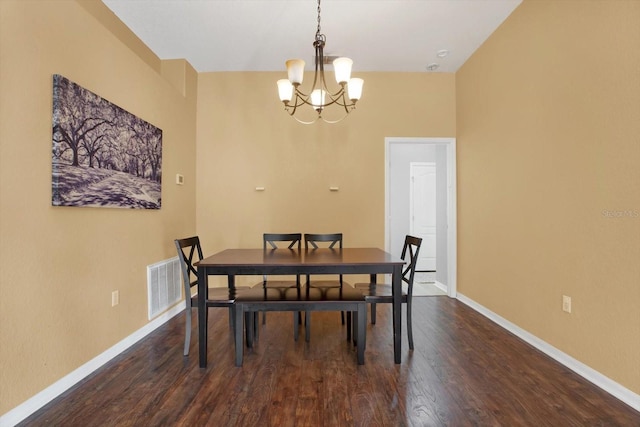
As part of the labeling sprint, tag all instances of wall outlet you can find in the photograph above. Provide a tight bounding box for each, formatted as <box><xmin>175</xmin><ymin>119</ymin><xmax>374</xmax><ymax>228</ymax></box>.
<box><xmin>562</xmin><ymin>295</ymin><xmax>571</xmax><ymax>313</ymax></box>
<box><xmin>112</xmin><ymin>290</ymin><xmax>119</xmax><ymax>307</ymax></box>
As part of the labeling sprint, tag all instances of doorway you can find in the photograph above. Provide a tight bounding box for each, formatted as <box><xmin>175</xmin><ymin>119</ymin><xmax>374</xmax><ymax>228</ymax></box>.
<box><xmin>385</xmin><ymin>137</ymin><xmax>457</xmax><ymax>297</ymax></box>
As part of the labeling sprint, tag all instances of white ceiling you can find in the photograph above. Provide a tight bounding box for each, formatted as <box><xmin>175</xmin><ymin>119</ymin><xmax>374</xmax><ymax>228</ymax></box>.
<box><xmin>101</xmin><ymin>0</ymin><xmax>522</xmax><ymax>73</ymax></box>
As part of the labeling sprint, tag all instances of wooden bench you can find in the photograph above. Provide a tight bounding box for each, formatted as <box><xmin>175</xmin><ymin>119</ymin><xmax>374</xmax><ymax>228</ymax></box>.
<box><xmin>234</xmin><ymin>286</ymin><xmax>367</xmax><ymax>366</ymax></box>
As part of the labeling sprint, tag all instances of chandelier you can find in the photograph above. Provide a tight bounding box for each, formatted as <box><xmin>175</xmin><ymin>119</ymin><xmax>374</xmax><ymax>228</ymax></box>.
<box><xmin>276</xmin><ymin>0</ymin><xmax>364</xmax><ymax>124</ymax></box>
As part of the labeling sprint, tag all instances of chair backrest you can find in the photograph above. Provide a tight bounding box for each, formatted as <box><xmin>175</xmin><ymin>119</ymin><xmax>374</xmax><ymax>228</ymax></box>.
<box><xmin>304</xmin><ymin>233</ymin><xmax>343</xmax><ymax>250</ymax></box>
<box><xmin>263</xmin><ymin>233</ymin><xmax>302</xmax><ymax>250</ymax></box>
<box><xmin>401</xmin><ymin>235</ymin><xmax>422</xmax><ymax>294</ymax></box>
<box><xmin>262</xmin><ymin>233</ymin><xmax>302</xmax><ymax>285</ymax></box>
<box><xmin>174</xmin><ymin>236</ymin><xmax>203</xmax><ymax>306</ymax></box>
<box><xmin>304</xmin><ymin>233</ymin><xmax>344</xmax><ymax>285</ymax></box>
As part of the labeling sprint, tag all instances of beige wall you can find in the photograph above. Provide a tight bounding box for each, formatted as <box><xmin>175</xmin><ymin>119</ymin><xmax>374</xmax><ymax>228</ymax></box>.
<box><xmin>0</xmin><ymin>0</ymin><xmax>197</xmax><ymax>413</ymax></box>
<box><xmin>2</xmin><ymin>0</ymin><xmax>638</xmax><ymax>419</ymax></box>
<box><xmin>195</xmin><ymin>72</ymin><xmax>456</xmax><ymax>287</ymax></box>
<box><xmin>456</xmin><ymin>0</ymin><xmax>640</xmax><ymax>394</ymax></box>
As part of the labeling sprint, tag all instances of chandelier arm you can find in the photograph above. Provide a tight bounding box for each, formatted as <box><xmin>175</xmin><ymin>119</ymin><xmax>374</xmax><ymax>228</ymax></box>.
<box><xmin>292</xmin><ymin>114</ymin><xmax>320</xmax><ymax>125</ymax></box>
<box><xmin>301</xmin><ymin>77</ymin><xmax>353</xmax><ymax>109</ymax></box>
<box><xmin>289</xmin><ymin>90</ymin><xmax>335</xmax><ymax>124</ymax></box>
<box><xmin>293</xmin><ymin>82</ymin><xmax>357</xmax><ymax>110</ymax></box>
<box><xmin>321</xmin><ymin>85</ymin><xmax>346</xmax><ymax>99</ymax></box>
<box><xmin>338</xmin><ymin>91</ymin><xmax>351</xmax><ymax>114</ymax></box>
<box><xmin>307</xmin><ymin>33</ymin><xmax>326</xmax><ymax>98</ymax></box>
<box><xmin>319</xmin><ymin>77</ymin><xmax>346</xmax><ymax>99</ymax></box>
<box><xmin>321</xmin><ymin>85</ymin><xmax>355</xmax><ymax>109</ymax></box>
<box><xmin>292</xmin><ymin>86</ymin><xmax>310</xmax><ymax>98</ymax></box>
<box><xmin>289</xmin><ymin>90</ymin><xmax>356</xmax><ymax>111</ymax></box>
<box><xmin>321</xmin><ymin>114</ymin><xmax>349</xmax><ymax>124</ymax></box>
<box><xmin>317</xmin><ymin>36</ymin><xmax>325</xmax><ymax>79</ymax></box>
<box><xmin>291</xmin><ymin>91</ymin><xmax>319</xmax><ymax>108</ymax></box>
<box><xmin>284</xmin><ymin>98</ymin><xmax>321</xmax><ymax>124</ymax></box>
<box><xmin>283</xmin><ymin>101</ymin><xmax>299</xmax><ymax>117</ymax></box>
<box><xmin>317</xmin><ymin>93</ymin><xmax>356</xmax><ymax>110</ymax></box>
<box><xmin>284</xmin><ymin>92</ymin><xmax>317</xmax><ymax>116</ymax></box>
<box><xmin>308</xmin><ymin>44</ymin><xmax>321</xmax><ymax>91</ymax></box>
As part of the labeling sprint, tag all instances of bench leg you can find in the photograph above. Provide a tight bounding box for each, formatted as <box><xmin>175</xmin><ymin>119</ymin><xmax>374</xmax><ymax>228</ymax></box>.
<box><xmin>356</xmin><ymin>305</ymin><xmax>366</xmax><ymax>364</ymax></box>
<box><xmin>371</xmin><ymin>302</ymin><xmax>377</xmax><ymax>324</ymax></box>
<box><xmin>235</xmin><ymin>304</ymin><xmax>244</xmax><ymax>367</ymax></box>
<box><xmin>245</xmin><ymin>311</ymin><xmax>254</xmax><ymax>348</ymax></box>
<box><xmin>254</xmin><ymin>311</ymin><xmax>259</xmax><ymax>341</ymax></box>
<box><xmin>352</xmin><ymin>311</ymin><xmax>357</xmax><ymax>346</ymax></box>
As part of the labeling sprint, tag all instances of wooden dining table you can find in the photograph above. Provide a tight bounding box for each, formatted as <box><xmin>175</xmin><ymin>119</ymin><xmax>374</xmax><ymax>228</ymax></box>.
<box><xmin>195</xmin><ymin>247</ymin><xmax>405</xmax><ymax>368</ymax></box>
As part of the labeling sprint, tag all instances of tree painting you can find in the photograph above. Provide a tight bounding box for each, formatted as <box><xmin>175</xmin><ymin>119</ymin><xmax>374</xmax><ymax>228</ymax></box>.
<box><xmin>52</xmin><ymin>74</ymin><xmax>162</xmax><ymax>209</ymax></box>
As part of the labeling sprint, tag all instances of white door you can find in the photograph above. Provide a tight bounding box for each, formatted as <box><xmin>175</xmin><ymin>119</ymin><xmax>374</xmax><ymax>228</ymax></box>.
<box><xmin>410</xmin><ymin>162</ymin><xmax>436</xmax><ymax>271</ymax></box>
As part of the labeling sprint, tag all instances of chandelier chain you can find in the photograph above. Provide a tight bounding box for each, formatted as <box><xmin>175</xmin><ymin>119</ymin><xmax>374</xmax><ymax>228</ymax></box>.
<box><xmin>316</xmin><ymin>0</ymin><xmax>321</xmax><ymax>37</ymax></box>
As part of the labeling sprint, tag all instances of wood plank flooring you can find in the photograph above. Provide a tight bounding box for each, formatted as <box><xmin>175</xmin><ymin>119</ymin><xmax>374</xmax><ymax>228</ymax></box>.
<box><xmin>18</xmin><ymin>297</ymin><xmax>640</xmax><ymax>426</ymax></box>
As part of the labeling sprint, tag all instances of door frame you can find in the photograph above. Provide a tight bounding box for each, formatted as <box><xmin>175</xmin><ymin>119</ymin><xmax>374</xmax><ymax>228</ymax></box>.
<box><xmin>385</xmin><ymin>137</ymin><xmax>457</xmax><ymax>298</ymax></box>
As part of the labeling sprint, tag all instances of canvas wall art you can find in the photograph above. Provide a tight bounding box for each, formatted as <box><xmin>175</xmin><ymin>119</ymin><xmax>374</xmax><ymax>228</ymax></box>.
<box><xmin>51</xmin><ymin>74</ymin><xmax>162</xmax><ymax>209</ymax></box>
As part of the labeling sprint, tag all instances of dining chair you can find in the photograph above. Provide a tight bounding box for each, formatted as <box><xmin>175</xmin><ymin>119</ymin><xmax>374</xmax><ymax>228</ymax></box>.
<box><xmin>175</xmin><ymin>236</ymin><xmax>244</xmax><ymax>356</ymax></box>
<box><xmin>304</xmin><ymin>233</ymin><xmax>351</xmax><ymax>336</ymax></box>
<box><xmin>304</xmin><ymin>233</ymin><xmax>348</xmax><ymax>290</ymax></box>
<box><xmin>354</xmin><ymin>235</ymin><xmax>422</xmax><ymax>350</ymax></box>
<box><xmin>252</xmin><ymin>233</ymin><xmax>303</xmax><ymax>333</ymax></box>
<box><xmin>255</xmin><ymin>233</ymin><xmax>302</xmax><ymax>293</ymax></box>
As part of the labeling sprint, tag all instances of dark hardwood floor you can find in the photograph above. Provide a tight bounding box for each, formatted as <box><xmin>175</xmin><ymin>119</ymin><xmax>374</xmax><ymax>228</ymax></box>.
<box><xmin>19</xmin><ymin>297</ymin><xmax>639</xmax><ymax>426</ymax></box>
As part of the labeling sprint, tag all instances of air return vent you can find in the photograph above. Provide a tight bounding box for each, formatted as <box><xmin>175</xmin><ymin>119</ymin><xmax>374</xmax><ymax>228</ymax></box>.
<box><xmin>147</xmin><ymin>256</ymin><xmax>182</xmax><ymax>320</ymax></box>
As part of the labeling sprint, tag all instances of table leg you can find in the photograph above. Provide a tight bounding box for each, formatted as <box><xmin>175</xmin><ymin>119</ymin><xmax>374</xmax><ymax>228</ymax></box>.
<box><xmin>235</xmin><ymin>303</ymin><xmax>244</xmax><ymax>367</ymax></box>
<box><xmin>370</xmin><ymin>273</ymin><xmax>377</xmax><ymax>324</ymax></box>
<box><xmin>228</xmin><ymin>275</ymin><xmax>235</xmax><ymax>327</ymax></box>
<box><xmin>197</xmin><ymin>267</ymin><xmax>208</xmax><ymax>368</ymax></box>
<box><xmin>392</xmin><ymin>264</ymin><xmax>402</xmax><ymax>364</ymax></box>
<box><xmin>293</xmin><ymin>312</ymin><xmax>299</xmax><ymax>341</ymax></box>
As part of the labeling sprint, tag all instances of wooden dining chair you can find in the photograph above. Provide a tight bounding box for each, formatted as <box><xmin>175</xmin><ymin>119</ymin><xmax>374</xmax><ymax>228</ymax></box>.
<box><xmin>354</xmin><ymin>235</ymin><xmax>422</xmax><ymax>349</ymax></box>
<box><xmin>255</xmin><ymin>233</ymin><xmax>302</xmax><ymax>292</ymax></box>
<box><xmin>252</xmin><ymin>233</ymin><xmax>303</xmax><ymax>333</ymax></box>
<box><xmin>304</xmin><ymin>233</ymin><xmax>348</xmax><ymax>290</ymax></box>
<box><xmin>175</xmin><ymin>236</ymin><xmax>244</xmax><ymax>356</ymax></box>
<box><xmin>304</xmin><ymin>233</ymin><xmax>351</xmax><ymax>337</ymax></box>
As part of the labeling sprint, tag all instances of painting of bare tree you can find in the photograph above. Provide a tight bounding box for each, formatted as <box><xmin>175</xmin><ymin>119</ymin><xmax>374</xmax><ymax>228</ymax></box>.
<box><xmin>52</xmin><ymin>74</ymin><xmax>162</xmax><ymax>209</ymax></box>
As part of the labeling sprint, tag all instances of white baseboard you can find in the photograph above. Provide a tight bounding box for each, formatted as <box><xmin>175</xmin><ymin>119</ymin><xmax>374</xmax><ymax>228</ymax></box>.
<box><xmin>0</xmin><ymin>304</ymin><xmax>185</xmax><ymax>427</ymax></box>
<box><xmin>433</xmin><ymin>281</ymin><xmax>447</xmax><ymax>294</ymax></box>
<box><xmin>456</xmin><ymin>293</ymin><xmax>640</xmax><ymax>412</ymax></box>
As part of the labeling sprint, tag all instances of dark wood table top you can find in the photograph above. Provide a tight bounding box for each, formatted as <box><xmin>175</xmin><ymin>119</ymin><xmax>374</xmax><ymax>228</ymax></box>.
<box><xmin>196</xmin><ymin>247</ymin><xmax>404</xmax><ymax>268</ymax></box>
